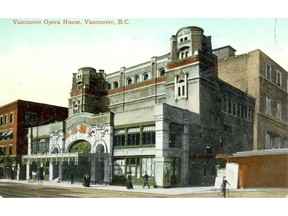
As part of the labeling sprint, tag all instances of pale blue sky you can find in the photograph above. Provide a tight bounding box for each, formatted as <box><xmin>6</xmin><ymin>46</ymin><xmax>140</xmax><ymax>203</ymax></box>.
<box><xmin>1</xmin><ymin>18</ymin><xmax>288</xmax><ymax>107</ymax></box>
<box><xmin>1</xmin><ymin>18</ymin><xmax>288</xmax><ymax>108</ymax></box>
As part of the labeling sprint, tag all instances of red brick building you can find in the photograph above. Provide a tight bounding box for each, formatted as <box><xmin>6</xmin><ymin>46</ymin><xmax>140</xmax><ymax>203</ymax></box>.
<box><xmin>0</xmin><ymin>100</ymin><xmax>68</xmax><ymax>179</ymax></box>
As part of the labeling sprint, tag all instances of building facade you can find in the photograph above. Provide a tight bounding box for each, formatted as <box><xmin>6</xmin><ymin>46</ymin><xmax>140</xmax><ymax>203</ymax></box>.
<box><xmin>0</xmin><ymin>100</ymin><xmax>68</xmax><ymax>179</ymax></box>
<box><xmin>22</xmin><ymin>26</ymin><xmax>255</xmax><ymax>187</ymax></box>
<box><xmin>215</xmin><ymin>47</ymin><xmax>288</xmax><ymax>150</ymax></box>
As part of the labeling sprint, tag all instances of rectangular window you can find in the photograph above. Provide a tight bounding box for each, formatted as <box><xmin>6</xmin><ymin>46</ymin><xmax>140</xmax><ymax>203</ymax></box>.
<box><xmin>0</xmin><ymin>116</ymin><xmax>3</xmax><ymax>125</ymax></box>
<box><xmin>266</xmin><ymin>133</ymin><xmax>273</xmax><ymax>149</ymax></box>
<box><xmin>114</xmin><ymin>129</ymin><xmax>125</xmax><ymax>147</ymax></box>
<box><xmin>266</xmin><ymin>96</ymin><xmax>271</xmax><ymax>115</ymax></box>
<box><xmin>266</xmin><ymin>64</ymin><xmax>271</xmax><ymax>80</ymax></box>
<box><xmin>113</xmin><ymin>159</ymin><xmax>125</xmax><ymax>176</ymax></box>
<box><xmin>127</xmin><ymin>127</ymin><xmax>140</xmax><ymax>146</ymax></box>
<box><xmin>169</xmin><ymin>122</ymin><xmax>183</xmax><ymax>148</ymax></box>
<box><xmin>9</xmin><ymin>113</ymin><xmax>14</xmax><ymax>124</ymax></box>
<box><xmin>276</xmin><ymin>102</ymin><xmax>282</xmax><ymax>119</ymax></box>
<box><xmin>4</xmin><ymin>115</ymin><xmax>8</xmax><ymax>125</ymax></box>
<box><xmin>141</xmin><ymin>157</ymin><xmax>154</xmax><ymax>177</ymax></box>
<box><xmin>280</xmin><ymin>137</ymin><xmax>285</xmax><ymax>149</ymax></box>
<box><xmin>142</xmin><ymin>126</ymin><xmax>155</xmax><ymax>145</ymax></box>
<box><xmin>2</xmin><ymin>146</ymin><xmax>6</xmax><ymax>155</ymax></box>
<box><xmin>9</xmin><ymin>145</ymin><xmax>12</xmax><ymax>155</ymax></box>
<box><xmin>276</xmin><ymin>70</ymin><xmax>282</xmax><ymax>86</ymax></box>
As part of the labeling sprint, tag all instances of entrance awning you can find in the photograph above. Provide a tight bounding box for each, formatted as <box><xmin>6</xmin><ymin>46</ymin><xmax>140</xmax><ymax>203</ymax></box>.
<box><xmin>22</xmin><ymin>152</ymin><xmax>109</xmax><ymax>164</ymax></box>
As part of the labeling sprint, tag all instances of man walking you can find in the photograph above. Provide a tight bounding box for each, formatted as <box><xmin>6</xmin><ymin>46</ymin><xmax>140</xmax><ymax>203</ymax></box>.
<box><xmin>143</xmin><ymin>171</ymin><xmax>150</xmax><ymax>188</ymax></box>
<box><xmin>221</xmin><ymin>176</ymin><xmax>230</xmax><ymax>198</ymax></box>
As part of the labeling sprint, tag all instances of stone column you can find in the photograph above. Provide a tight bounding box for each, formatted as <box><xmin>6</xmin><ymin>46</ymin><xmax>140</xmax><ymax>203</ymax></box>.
<box><xmin>26</xmin><ymin>163</ymin><xmax>30</xmax><ymax>180</ymax></box>
<box><xmin>49</xmin><ymin>162</ymin><xmax>53</xmax><ymax>181</ymax></box>
<box><xmin>181</xmin><ymin>119</ymin><xmax>190</xmax><ymax>186</ymax></box>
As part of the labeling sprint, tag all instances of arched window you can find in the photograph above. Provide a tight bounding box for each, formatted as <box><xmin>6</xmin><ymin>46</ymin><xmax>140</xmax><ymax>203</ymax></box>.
<box><xmin>179</xmin><ymin>47</ymin><xmax>189</xmax><ymax>59</ymax></box>
<box><xmin>126</xmin><ymin>77</ymin><xmax>132</xmax><ymax>85</ymax></box>
<box><xmin>143</xmin><ymin>72</ymin><xmax>149</xmax><ymax>81</ymax></box>
<box><xmin>107</xmin><ymin>83</ymin><xmax>111</xmax><ymax>90</ymax></box>
<box><xmin>135</xmin><ymin>74</ymin><xmax>140</xmax><ymax>83</ymax></box>
<box><xmin>113</xmin><ymin>81</ymin><xmax>119</xmax><ymax>89</ymax></box>
<box><xmin>159</xmin><ymin>68</ymin><xmax>165</xmax><ymax>76</ymax></box>
<box><xmin>96</xmin><ymin>144</ymin><xmax>105</xmax><ymax>153</ymax></box>
<box><xmin>175</xmin><ymin>73</ymin><xmax>188</xmax><ymax>100</ymax></box>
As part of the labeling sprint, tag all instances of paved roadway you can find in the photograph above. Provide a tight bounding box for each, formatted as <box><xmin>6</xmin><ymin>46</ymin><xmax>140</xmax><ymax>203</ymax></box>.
<box><xmin>1</xmin><ymin>179</ymin><xmax>288</xmax><ymax>198</ymax></box>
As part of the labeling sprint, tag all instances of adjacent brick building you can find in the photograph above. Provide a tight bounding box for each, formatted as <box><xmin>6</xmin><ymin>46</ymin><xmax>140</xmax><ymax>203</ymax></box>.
<box><xmin>0</xmin><ymin>100</ymin><xmax>68</xmax><ymax>179</ymax></box>
<box><xmin>214</xmin><ymin>46</ymin><xmax>288</xmax><ymax>150</ymax></box>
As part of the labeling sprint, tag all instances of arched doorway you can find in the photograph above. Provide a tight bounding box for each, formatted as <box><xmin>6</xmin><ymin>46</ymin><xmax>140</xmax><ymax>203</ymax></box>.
<box><xmin>62</xmin><ymin>140</ymin><xmax>92</xmax><ymax>183</ymax></box>
<box><xmin>69</xmin><ymin>140</ymin><xmax>91</xmax><ymax>153</ymax></box>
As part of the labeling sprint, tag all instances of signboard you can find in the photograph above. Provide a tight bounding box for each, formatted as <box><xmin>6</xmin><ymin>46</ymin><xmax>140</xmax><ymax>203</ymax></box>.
<box><xmin>226</xmin><ymin>163</ymin><xmax>239</xmax><ymax>189</ymax></box>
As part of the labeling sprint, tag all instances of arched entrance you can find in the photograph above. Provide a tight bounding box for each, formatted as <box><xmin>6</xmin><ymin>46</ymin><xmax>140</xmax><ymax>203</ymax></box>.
<box><xmin>69</xmin><ymin>140</ymin><xmax>91</xmax><ymax>153</ymax></box>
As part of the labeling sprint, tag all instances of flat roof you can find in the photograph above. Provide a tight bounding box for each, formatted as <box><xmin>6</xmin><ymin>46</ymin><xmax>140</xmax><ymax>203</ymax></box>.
<box><xmin>231</xmin><ymin>149</ymin><xmax>288</xmax><ymax>157</ymax></box>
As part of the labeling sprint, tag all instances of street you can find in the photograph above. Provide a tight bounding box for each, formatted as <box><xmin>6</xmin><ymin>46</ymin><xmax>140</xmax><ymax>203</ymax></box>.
<box><xmin>1</xmin><ymin>181</ymin><xmax>288</xmax><ymax>198</ymax></box>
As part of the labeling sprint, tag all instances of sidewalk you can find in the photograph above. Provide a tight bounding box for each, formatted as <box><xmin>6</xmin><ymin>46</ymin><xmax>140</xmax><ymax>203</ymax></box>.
<box><xmin>1</xmin><ymin>179</ymin><xmax>218</xmax><ymax>195</ymax></box>
<box><xmin>2</xmin><ymin>179</ymin><xmax>288</xmax><ymax>196</ymax></box>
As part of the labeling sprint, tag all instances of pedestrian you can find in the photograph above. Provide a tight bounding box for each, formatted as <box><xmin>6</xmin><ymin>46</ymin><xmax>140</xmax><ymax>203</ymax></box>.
<box><xmin>126</xmin><ymin>171</ymin><xmax>133</xmax><ymax>189</ymax></box>
<box><xmin>221</xmin><ymin>176</ymin><xmax>230</xmax><ymax>198</ymax></box>
<box><xmin>83</xmin><ymin>174</ymin><xmax>87</xmax><ymax>187</ymax></box>
<box><xmin>143</xmin><ymin>171</ymin><xmax>150</xmax><ymax>188</ymax></box>
<box><xmin>70</xmin><ymin>172</ymin><xmax>74</xmax><ymax>184</ymax></box>
<box><xmin>86</xmin><ymin>174</ymin><xmax>90</xmax><ymax>187</ymax></box>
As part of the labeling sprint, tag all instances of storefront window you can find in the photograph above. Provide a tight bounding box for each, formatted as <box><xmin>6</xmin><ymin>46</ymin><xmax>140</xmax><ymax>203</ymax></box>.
<box><xmin>113</xmin><ymin>159</ymin><xmax>125</xmax><ymax>176</ymax></box>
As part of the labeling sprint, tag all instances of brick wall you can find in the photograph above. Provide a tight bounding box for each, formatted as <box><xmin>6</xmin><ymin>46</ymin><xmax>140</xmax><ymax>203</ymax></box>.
<box><xmin>228</xmin><ymin>153</ymin><xmax>288</xmax><ymax>188</ymax></box>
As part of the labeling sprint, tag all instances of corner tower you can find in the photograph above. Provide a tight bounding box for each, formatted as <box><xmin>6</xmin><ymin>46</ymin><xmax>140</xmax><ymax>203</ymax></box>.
<box><xmin>68</xmin><ymin>67</ymin><xmax>109</xmax><ymax>116</ymax></box>
<box><xmin>168</xmin><ymin>26</ymin><xmax>217</xmax><ymax>78</ymax></box>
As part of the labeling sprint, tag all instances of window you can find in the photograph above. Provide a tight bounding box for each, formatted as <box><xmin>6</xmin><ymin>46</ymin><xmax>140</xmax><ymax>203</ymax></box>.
<box><xmin>73</xmin><ymin>100</ymin><xmax>80</xmax><ymax>114</ymax></box>
<box><xmin>113</xmin><ymin>81</ymin><xmax>119</xmax><ymax>89</ymax></box>
<box><xmin>77</xmin><ymin>82</ymin><xmax>82</xmax><ymax>90</ymax></box>
<box><xmin>179</xmin><ymin>48</ymin><xmax>189</xmax><ymax>59</ymax></box>
<box><xmin>276</xmin><ymin>70</ymin><xmax>282</xmax><ymax>86</ymax></box>
<box><xmin>159</xmin><ymin>68</ymin><xmax>165</xmax><ymax>76</ymax></box>
<box><xmin>10</xmin><ymin>113</ymin><xmax>14</xmax><ymax>124</ymax></box>
<box><xmin>0</xmin><ymin>116</ymin><xmax>2</xmax><ymax>126</ymax></box>
<box><xmin>127</xmin><ymin>127</ymin><xmax>140</xmax><ymax>146</ymax></box>
<box><xmin>107</xmin><ymin>83</ymin><xmax>111</xmax><ymax>90</ymax></box>
<box><xmin>266</xmin><ymin>133</ymin><xmax>273</xmax><ymax>149</ymax></box>
<box><xmin>126</xmin><ymin>77</ymin><xmax>132</xmax><ymax>85</ymax></box>
<box><xmin>280</xmin><ymin>137</ymin><xmax>285</xmax><ymax>148</ymax></box>
<box><xmin>169</xmin><ymin>122</ymin><xmax>183</xmax><ymax>148</ymax></box>
<box><xmin>143</xmin><ymin>73</ymin><xmax>149</xmax><ymax>81</ymax></box>
<box><xmin>9</xmin><ymin>145</ymin><xmax>12</xmax><ymax>155</ymax></box>
<box><xmin>141</xmin><ymin>158</ymin><xmax>154</xmax><ymax>177</ymax></box>
<box><xmin>266</xmin><ymin>96</ymin><xmax>271</xmax><ymax>115</ymax></box>
<box><xmin>266</xmin><ymin>64</ymin><xmax>271</xmax><ymax>80</ymax></box>
<box><xmin>142</xmin><ymin>126</ymin><xmax>155</xmax><ymax>145</ymax></box>
<box><xmin>276</xmin><ymin>102</ymin><xmax>282</xmax><ymax>119</ymax></box>
<box><xmin>4</xmin><ymin>115</ymin><xmax>7</xmax><ymax>125</ymax></box>
<box><xmin>114</xmin><ymin>129</ymin><xmax>125</xmax><ymax>147</ymax></box>
<box><xmin>175</xmin><ymin>75</ymin><xmax>187</xmax><ymax>99</ymax></box>
<box><xmin>135</xmin><ymin>75</ymin><xmax>140</xmax><ymax>83</ymax></box>
<box><xmin>113</xmin><ymin>159</ymin><xmax>125</xmax><ymax>176</ymax></box>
